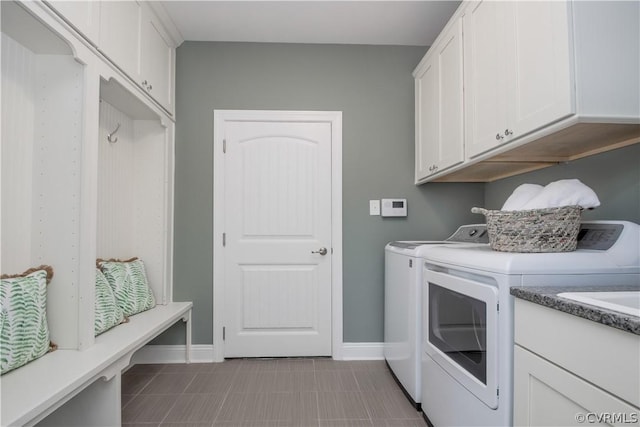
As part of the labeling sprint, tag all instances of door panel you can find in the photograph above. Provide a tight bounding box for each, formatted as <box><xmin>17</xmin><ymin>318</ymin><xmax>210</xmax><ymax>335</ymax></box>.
<box><xmin>223</xmin><ymin>119</ymin><xmax>332</xmax><ymax>357</ymax></box>
<box><xmin>464</xmin><ymin>0</ymin><xmax>509</xmax><ymax>158</ymax></box>
<box><xmin>508</xmin><ymin>1</ymin><xmax>573</xmax><ymax>137</ymax></box>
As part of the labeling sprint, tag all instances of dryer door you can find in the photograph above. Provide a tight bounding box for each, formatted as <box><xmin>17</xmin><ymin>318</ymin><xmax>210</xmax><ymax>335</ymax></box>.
<box><xmin>425</xmin><ymin>269</ymin><xmax>499</xmax><ymax>409</ymax></box>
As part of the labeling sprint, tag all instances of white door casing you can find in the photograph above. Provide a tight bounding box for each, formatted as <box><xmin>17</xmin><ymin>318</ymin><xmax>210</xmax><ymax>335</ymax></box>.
<box><xmin>213</xmin><ymin>110</ymin><xmax>343</xmax><ymax>361</ymax></box>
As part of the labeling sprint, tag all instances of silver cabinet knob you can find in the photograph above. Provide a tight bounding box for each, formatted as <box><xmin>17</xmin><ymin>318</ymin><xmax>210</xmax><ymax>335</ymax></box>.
<box><xmin>311</xmin><ymin>247</ymin><xmax>328</xmax><ymax>256</ymax></box>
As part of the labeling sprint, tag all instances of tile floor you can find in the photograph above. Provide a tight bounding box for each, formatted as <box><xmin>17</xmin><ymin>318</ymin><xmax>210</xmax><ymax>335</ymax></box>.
<box><xmin>122</xmin><ymin>358</ymin><xmax>428</xmax><ymax>427</ymax></box>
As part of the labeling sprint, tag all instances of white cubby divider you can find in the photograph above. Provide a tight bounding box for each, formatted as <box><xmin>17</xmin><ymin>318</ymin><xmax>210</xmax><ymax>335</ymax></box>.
<box><xmin>1</xmin><ymin>7</ymin><xmax>86</xmax><ymax>350</ymax></box>
<box><xmin>1</xmin><ymin>3</ymin><xmax>186</xmax><ymax>425</ymax></box>
<box><xmin>97</xmin><ymin>80</ymin><xmax>174</xmax><ymax>306</ymax></box>
<box><xmin>1</xmin><ymin>0</ymin><xmax>177</xmax><ymax>352</ymax></box>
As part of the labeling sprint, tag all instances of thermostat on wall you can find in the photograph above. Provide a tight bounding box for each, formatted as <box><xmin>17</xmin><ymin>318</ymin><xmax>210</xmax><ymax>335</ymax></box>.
<box><xmin>381</xmin><ymin>199</ymin><xmax>407</xmax><ymax>217</ymax></box>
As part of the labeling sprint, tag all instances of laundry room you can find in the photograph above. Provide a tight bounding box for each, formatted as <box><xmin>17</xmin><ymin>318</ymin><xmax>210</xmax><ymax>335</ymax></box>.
<box><xmin>1</xmin><ymin>1</ymin><xmax>638</xmax><ymax>426</ymax></box>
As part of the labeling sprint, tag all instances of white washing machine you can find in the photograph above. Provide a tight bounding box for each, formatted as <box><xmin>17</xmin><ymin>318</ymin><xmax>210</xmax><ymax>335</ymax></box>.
<box><xmin>421</xmin><ymin>220</ymin><xmax>640</xmax><ymax>426</ymax></box>
<box><xmin>384</xmin><ymin>224</ymin><xmax>488</xmax><ymax>408</ymax></box>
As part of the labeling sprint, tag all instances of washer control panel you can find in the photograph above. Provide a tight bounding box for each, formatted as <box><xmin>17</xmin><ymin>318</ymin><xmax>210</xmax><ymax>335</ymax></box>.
<box><xmin>577</xmin><ymin>223</ymin><xmax>624</xmax><ymax>250</ymax></box>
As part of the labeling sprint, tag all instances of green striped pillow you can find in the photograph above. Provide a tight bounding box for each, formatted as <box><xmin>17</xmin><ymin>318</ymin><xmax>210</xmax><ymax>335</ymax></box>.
<box><xmin>1</xmin><ymin>266</ymin><xmax>55</xmax><ymax>375</ymax></box>
<box><xmin>98</xmin><ymin>258</ymin><xmax>156</xmax><ymax>317</ymax></box>
<box><xmin>94</xmin><ymin>268</ymin><xmax>126</xmax><ymax>336</ymax></box>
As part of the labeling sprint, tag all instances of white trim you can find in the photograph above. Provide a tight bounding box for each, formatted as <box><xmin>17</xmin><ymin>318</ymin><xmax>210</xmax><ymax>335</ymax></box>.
<box><xmin>341</xmin><ymin>343</ymin><xmax>385</xmax><ymax>360</ymax></box>
<box><xmin>129</xmin><ymin>343</ymin><xmax>383</xmax><ymax>365</ymax></box>
<box><xmin>147</xmin><ymin>2</ymin><xmax>185</xmax><ymax>47</ymax></box>
<box><xmin>131</xmin><ymin>344</ymin><xmax>215</xmax><ymax>364</ymax></box>
<box><xmin>212</xmin><ymin>110</ymin><xmax>343</xmax><ymax>362</ymax></box>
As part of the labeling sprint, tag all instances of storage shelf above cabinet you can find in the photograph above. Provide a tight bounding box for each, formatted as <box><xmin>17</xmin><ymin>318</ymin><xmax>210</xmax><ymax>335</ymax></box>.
<box><xmin>432</xmin><ymin>121</ymin><xmax>640</xmax><ymax>182</ymax></box>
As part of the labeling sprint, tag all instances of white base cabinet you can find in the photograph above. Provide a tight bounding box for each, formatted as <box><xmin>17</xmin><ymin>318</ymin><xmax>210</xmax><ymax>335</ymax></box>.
<box><xmin>514</xmin><ymin>299</ymin><xmax>640</xmax><ymax>426</ymax></box>
<box><xmin>515</xmin><ymin>346</ymin><xmax>639</xmax><ymax>427</ymax></box>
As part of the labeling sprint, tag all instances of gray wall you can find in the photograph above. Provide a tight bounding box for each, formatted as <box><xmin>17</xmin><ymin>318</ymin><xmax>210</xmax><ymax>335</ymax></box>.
<box><xmin>167</xmin><ymin>41</ymin><xmax>639</xmax><ymax>347</ymax></box>
<box><xmin>485</xmin><ymin>144</ymin><xmax>640</xmax><ymax>223</ymax></box>
<box><xmin>169</xmin><ymin>42</ymin><xmax>484</xmax><ymax>345</ymax></box>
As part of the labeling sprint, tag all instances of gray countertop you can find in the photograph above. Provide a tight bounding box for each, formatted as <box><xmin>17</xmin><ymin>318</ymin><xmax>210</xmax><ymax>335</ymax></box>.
<box><xmin>510</xmin><ymin>285</ymin><xmax>640</xmax><ymax>335</ymax></box>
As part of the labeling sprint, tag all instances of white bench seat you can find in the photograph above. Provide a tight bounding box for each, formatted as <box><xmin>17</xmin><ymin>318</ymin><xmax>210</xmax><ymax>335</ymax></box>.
<box><xmin>0</xmin><ymin>302</ymin><xmax>192</xmax><ymax>427</ymax></box>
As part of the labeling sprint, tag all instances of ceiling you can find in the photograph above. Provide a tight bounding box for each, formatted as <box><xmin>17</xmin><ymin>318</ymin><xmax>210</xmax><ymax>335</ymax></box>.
<box><xmin>160</xmin><ymin>1</ymin><xmax>461</xmax><ymax>46</ymax></box>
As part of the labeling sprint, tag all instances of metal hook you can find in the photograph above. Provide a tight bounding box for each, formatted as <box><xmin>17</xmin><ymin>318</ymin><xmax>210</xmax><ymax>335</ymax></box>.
<box><xmin>107</xmin><ymin>123</ymin><xmax>121</xmax><ymax>143</ymax></box>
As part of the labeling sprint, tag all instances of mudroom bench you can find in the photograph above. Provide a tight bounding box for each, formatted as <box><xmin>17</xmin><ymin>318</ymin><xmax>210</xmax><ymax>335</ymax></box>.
<box><xmin>1</xmin><ymin>302</ymin><xmax>192</xmax><ymax>427</ymax></box>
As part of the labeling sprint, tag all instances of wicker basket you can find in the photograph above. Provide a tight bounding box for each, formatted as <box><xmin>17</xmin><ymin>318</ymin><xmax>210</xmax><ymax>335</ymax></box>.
<box><xmin>471</xmin><ymin>206</ymin><xmax>582</xmax><ymax>253</ymax></box>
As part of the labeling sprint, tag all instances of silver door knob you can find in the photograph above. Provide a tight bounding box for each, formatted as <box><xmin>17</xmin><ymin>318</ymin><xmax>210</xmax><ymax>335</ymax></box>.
<box><xmin>311</xmin><ymin>247</ymin><xmax>328</xmax><ymax>255</ymax></box>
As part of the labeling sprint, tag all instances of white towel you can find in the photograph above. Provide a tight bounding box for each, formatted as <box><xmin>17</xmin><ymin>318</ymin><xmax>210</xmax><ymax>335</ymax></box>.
<box><xmin>501</xmin><ymin>184</ymin><xmax>544</xmax><ymax>211</ymax></box>
<box><xmin>520</xmin><ymin>179</ymin><xmax>600</xmax><ymax>210</ymax></box>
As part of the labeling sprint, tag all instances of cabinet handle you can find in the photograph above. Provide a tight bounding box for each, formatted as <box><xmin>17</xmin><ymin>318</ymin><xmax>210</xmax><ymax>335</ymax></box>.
<box><xmin>505</xmin><ymin>129</ymin><xmax>513</xmax><ymax>136</ymax></box>
<box><xmin>142</xmin><ymin>79</ymin><xmax>148</xmax><ymax>86</ymax></box>
<box><xmin>147</xmin><ymin>84</ymin><xmax>153</xmax><ymax>91</ymax></box>
<box><xmin>496</xmin><ymin>133</ymin><xmax>504</xmax><ymax>140</ymax></box>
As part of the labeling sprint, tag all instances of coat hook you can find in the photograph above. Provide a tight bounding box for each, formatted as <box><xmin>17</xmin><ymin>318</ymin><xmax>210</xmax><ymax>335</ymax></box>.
<box><xmin>107</xmin><ymin>123</ymin><xmax>121</xmax><ymax>143</ymax></box>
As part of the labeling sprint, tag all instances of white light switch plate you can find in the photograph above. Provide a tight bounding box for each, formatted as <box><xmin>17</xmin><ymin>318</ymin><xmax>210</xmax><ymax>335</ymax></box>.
<box><xmin>369</xmin><ymin>200</ymin><xmax>380</xmax><ymax>216</ymax></box>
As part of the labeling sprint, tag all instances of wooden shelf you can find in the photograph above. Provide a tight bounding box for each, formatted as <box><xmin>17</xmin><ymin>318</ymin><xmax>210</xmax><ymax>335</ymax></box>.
<box><xmin>434</xmin><ymin>122</ymin><xmax>640</xmax><ymax>182</ymax></box>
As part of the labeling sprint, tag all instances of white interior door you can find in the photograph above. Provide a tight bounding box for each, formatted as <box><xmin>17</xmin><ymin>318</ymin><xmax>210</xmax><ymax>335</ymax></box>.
<box><xmin>218</xmin><ymin>112</ymin><xmax>336</xmax><ymax>358</ymax></box>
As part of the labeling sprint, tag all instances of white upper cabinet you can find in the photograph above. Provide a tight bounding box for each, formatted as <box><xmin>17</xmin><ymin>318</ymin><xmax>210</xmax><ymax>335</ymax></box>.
<box><xmin>464</xmin><ymin>0</ymin><xmax>573</xmax><ymax>158</ymax></box>
<box><xmin>139</xmin><ymin>4</ymin><xmax>174</xmax><ymax>113</ymax></box>
<box><xmin>414</xmin><ymin>18</ymin><xmax>464</xmax><ymax>183</ymax></box>
<box><xmin>419</xmin><ymin>0</ymin><xmax>639</xmax><ymax>183</ymax></box>
<box><xmin>45</xmin><ymin>0</ymin><xmax>101</xmax><ymax>43</ymax></box>
<box><xmin>46</xmin><ymin>0</ymin><xmax>176</xmax><ymax>115</ymax></box>
<box><xmin>98</xmin><ymin>0</ymin><xmax>142</xmax><ymax>80</ymax></box>
<box><xmin>506</xmin><ymin>1</ymin><xmax>572</xmax><ymax>144</ymax></box>
<box><xmin>463</xmin><ymin>0</ymin><xmax>509</xmax><ymax>159</ymax></box>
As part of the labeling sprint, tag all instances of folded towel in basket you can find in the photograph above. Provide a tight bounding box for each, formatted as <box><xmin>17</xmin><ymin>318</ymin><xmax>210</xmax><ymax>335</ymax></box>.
<box><xmin>520</xmin><ymin>179</ymin><xmax>600</xmax><ymax>210</ymax></box>
<box><xmin>501</xmin><ymin>183</ymin><xmax>544</xmax><ymax>211</ymax></box>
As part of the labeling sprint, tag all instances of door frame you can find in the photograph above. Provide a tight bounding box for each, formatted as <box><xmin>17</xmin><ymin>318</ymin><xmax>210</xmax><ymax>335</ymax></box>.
<box><xmin>212</xmin><ymin>110</ymin><xmax>343</xmax><ymax>362</ymax></box>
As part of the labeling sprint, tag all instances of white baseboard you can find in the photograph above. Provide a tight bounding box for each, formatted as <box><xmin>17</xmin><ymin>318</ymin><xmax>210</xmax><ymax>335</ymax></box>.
<box><xmin>131</xmin><ymin>344</ymin><xmax>215</xmax><ymax>364</ymax></box>
<box><xmin>340</xmin><ymin>342</ymin><xmax>385</xmax><ymax>360</ymax></box>
<box><xmin>130</xmin><ymin>342</ymin><xmax>384</xmax><ymax>364</ymax></box>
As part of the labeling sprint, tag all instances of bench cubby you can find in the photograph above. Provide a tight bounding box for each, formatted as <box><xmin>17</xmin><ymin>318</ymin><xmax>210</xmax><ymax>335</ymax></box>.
<box><xmin>1</xmin><ymin>2</ymin><xmax>188</xmax><ymax>426</ymax></box>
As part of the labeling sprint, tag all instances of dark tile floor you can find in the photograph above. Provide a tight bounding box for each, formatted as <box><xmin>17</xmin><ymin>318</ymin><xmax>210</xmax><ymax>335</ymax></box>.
<box><xmin>122</xmin><ymin>358</ymin><xmax>427</xmax><ymax>427</ymax></box>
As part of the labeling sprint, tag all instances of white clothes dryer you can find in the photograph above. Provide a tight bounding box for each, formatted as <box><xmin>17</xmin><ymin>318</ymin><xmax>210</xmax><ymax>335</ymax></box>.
<box><xmin>420</xmin><ymin>220</ymin><xmax>640</xmax><ymax>426</ymax></box>
<box><xmin>384</xmin><ymin>224</ymin><xmax>488</xmax><ymax>408</ymax></box>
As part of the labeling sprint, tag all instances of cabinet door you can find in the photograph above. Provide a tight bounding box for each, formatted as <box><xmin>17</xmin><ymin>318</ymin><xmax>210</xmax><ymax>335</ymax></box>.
<box><xmin>514</xmin><ymin>345</ymin><xmax>638</xmax><ymax>427</ymax></box>
<box><xmin>99</xmin><ymin>0</ymin><xmax>142</xmax><ymax>81</ymax></box>
<box><xmin>140</xmin><ymin>7</ymin><xmax>173</xmax><ymax>112</ymax></box>
<box><xmin>437</xmin><ymin>20</ymin><xmax>464</xmax><ymax>172</ymax></box>
<box><xmin>415</xmin><ymin>19</ymin><xmax>464</xmax><ymax>182</ymax></box>
<box><xmin>506</xmin><ymin>0</ymin><xmax>573</xmax><ymax>139</ymax></box>
<box><xmin>45</xmin><ymin>1</ymin><xmax>100</xmax><ymax>43</ymax></box>
<box><xmin>464</xmin><ymin>0</ymin><xmax>510</xmax><ymax>158</ymax></box>
<box><xmin>415</xmin><ymin>58</ymin><xmax>439</xmax><ymax>180</ymax></box>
